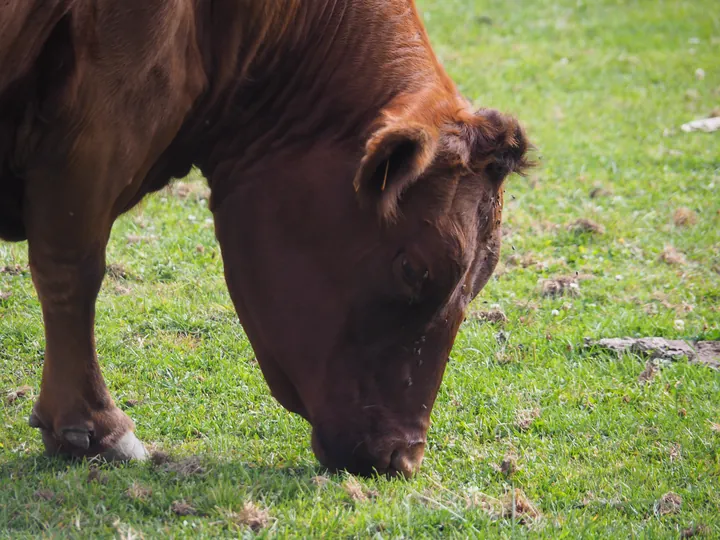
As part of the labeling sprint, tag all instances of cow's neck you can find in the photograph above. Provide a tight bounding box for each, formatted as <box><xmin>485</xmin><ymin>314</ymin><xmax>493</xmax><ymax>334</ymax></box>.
<box><xmin>187</xmin><ymin>0</ymin><xmax>457</xmax><ymax>209</ymax></box>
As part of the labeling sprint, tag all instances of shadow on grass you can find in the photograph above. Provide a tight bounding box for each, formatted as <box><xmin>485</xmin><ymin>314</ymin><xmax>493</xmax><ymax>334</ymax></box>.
<box><xmin>0</xmin><ymin>451</ymin><xmax>329</xmax><ymax>533</ymax></box>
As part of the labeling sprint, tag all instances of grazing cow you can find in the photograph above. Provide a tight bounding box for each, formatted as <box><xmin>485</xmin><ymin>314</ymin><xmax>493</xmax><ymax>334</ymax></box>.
<box><xmin>0</xmin><ymin>0</ymin><xmax>530</xmax><ymax>477</ymax></box>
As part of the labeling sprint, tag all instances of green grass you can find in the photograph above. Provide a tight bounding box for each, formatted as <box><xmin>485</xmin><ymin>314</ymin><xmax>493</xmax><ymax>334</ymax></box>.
<box><xmin>2</xmin><ymin>0</ymin><xmax>719</xmax><ymax>536</ymax></box>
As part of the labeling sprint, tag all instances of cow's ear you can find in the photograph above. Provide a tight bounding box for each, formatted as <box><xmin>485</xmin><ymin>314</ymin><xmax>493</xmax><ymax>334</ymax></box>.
<box><xmin>446</xmin><ymin>108</ymin><xmax>531</xmax><ymax>184</ymax></box>
<box><xmin>353</xmin><ymin>122</ymin><xmax>438</xmax><ymax>222</ymax></box>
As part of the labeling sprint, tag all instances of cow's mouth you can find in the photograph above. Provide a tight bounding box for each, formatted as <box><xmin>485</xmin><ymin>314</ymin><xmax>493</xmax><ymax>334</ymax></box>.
<box><xmin>310</xmin><ymin>427</ymin><xmax>425</xmax><ymax>478</ymax></box>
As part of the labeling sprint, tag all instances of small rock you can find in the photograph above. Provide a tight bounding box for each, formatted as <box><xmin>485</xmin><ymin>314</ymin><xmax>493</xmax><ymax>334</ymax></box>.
<box><xmin>693</xmin><ymin>341</ymin><xmax>720</xmax><ymax>369</ymax></box>
<box><xmin>632</xmin><ymin>338</ymin><xmax>695</xmax><ymax>361</ymax></box>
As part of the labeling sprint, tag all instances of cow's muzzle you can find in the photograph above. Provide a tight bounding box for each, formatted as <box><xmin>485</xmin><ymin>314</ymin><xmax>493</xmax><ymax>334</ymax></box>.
<box><xmin>311</xmin><ymin>428</ymin><xmax>426</xmax><ymax>478</ymax></box>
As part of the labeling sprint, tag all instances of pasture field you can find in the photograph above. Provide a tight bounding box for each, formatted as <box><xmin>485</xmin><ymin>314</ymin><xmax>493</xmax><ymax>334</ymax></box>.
<box><xmin>1</xmin><ymin>0</ymin><xmax>719</xmax><ymax>537</ymax></box>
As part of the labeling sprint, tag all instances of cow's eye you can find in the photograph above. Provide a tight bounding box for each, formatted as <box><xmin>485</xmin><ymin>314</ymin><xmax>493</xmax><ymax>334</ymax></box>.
<box><xmin>394</xmin><ymin>252</ymin><xmax>428</xmax><ymax>296</ymax></box>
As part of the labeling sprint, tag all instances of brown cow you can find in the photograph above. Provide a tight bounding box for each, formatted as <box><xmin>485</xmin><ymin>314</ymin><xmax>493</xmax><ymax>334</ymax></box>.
<box><xmin>0</xmin><ymin>1</ymin><xmax>530</xmax><ymax>477</ymax></box>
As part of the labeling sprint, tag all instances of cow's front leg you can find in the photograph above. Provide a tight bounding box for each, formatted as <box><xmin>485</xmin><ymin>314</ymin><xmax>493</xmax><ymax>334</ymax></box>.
<box><xmin>23</xmin><ymin>178</ymin><xmax>147</xmax><ymax>461</ymax></box>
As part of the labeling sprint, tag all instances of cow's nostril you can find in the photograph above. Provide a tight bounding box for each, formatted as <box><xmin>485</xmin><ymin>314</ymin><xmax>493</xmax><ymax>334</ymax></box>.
<box><xmin>388</xmin><ymin>442</ymin><xmax>425</xmax><ymax>479</ymax></box>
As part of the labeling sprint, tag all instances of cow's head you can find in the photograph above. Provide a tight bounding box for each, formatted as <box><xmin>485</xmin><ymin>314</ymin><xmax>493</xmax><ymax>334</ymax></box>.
<box><xmin>212</xmin><ymin>95</ymin><xmax>530</xmax><ymax>478</ymax></box>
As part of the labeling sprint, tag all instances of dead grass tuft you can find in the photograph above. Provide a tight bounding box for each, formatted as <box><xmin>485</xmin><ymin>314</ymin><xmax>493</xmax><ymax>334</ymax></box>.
<box><xmin>515</xmin><ymin>408</ymin><xmax>541</xmax><ymax>431</ymax></box>
<box><xmin>5</xmin><ymin>385</ymin><xmax>32</xmax><ymax>404</ymax></box>
<box><xmin>106</xmin><ymin>263</ymin><xmax>132</xmax><ymax>280</ymax></box>
<box><xmin>681</xmin><ymin>525</ymin><xmax>709</xmax><ymax>538</ymax></box>
<box><xmin>0</xmin><ymin>264</ymin><xmax>26</xmax><ymax>275</ymax></box>
<box><xmin>540</xmin><ymin>276</ymin><xmax>580</xmax><ymax>297</ymax></box>
<box><xmin>659</xmin><ymin>245</ymin><xmax>687</xmax><ymax>266</ymax></box>
<box><xmin>567</xmin><ymin>218</ymin><xmax>605</xmax><ymax>234</ymax></box>
<box><xmin>163</xmin><ymin>456</ymin><xmax>205</xmax><ymax>476</ymax></box>
<box><xmin>126</xmin><ymin>482</ymin><xmax>152</xmax><ymax>501</ymax></box>
<box><xmin>343</xmin><ymin>476</ymin><xmax>378</xmax><ymax>502</ymax></box>
<box><xmin>501</xmin><ymin>488</ymin><xmax>542</xmax><ymax>523</ymax></box>
<box><xmin>470</xmin><ymin>309</ymin><xmax>508</xmax><ymax>324</ymax></box>
<box><xmin>655</xmin><ymin>492</ymin><xmax>682</xmax><ymax>515</ymax></box>
<box><xmin>638</xmin><ymin>361</ymin><xmax>658</xmax><ymax>384</ymax></box>
<box><xmin>171</xmin><ymin>500</ymin><xmax>197</xmax><ymax>516</ymax></box>
<box><xmin>673</xmin><ymin>208</ymin><xmax>698</xmax><ymax>227</ymax></box>
<box><xmin>227</xmin><ymin>501</ymin><xmax>271</xmax><ymax>531</ymax></box>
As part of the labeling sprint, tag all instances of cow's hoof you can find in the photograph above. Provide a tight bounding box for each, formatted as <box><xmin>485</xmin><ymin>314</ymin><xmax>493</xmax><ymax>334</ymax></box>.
<box><xmin>29</xmin><ymin>410</ymin><xmax>148</xmax><ymax>462</ymax></box>
<box><xmin>101</xmin><ymin>431</ymin><xmax>148</xmax><ymax>461</ymax></box>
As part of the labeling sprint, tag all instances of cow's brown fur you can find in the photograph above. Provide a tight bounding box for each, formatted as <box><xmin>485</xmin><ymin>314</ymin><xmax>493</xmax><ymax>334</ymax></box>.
<box><xmin>0</xmin><ymin>0</ymin><xmax>530</xmax><ymax>476</ymax></box>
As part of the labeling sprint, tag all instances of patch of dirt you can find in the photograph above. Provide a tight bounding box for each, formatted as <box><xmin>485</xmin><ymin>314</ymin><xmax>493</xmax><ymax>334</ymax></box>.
<box><xmin>343</xmin><ymin>476</ymin><xmax>378</xmax><ymax>502</ymax></box>
<box><xmin>655</xmin><ymin>492</ymin><xmax>682</xmax><ymax>515</ymax></box>
<box><xmin>673</xmin><ymin>207</ymin><xmax>698</xmax><ymax>227</ymax></box>
<box><xmin>227</xmin><ymin>501</ymin><xmax>271</xmax><ymax>532</ymax></box>
<box><xmin>710</xmin><ymin>421</ymin><xmax>720</xmax><ymax>433</ymax></box>
<box><xmin>0</xmin><ymin>291</ymin><xmax>11</xmax><ymax>300</ymax></box>
<box><xmin>659</xmin><ymin>245</ymin><xmax>687</xmax><ymax>265</ymax></box>
<box><xmin>540</xmin><ymin>276</ymin><xmax>580</xmax><ymax>297</ymax></box>
<box><xmin>469</xmin><ymin>309</ymin><xmax>508</xmax><ymax>324</ymax></box>
<box><xmin>515</xmin><ymin>408</ymin><xmax>541</xmax><ymax>431</ymax></box>
<box><xmin>171</xmin><ymin>500</ymin><xmax>197</xmax><ymax>516</ymax></box>
<box><xmin>567</xmin><ymin>218</ymin><xmax>605</xmax><ymax>234</ymax></box>
<box><xmin>5</xmin><ymin>385</ymin><xmax>32</xmax><ymax>404</ymax></box>
<box><xmin>126</xmin><ymin>481</ymin><xmax>152</xmax><ymax>501</ymax></box>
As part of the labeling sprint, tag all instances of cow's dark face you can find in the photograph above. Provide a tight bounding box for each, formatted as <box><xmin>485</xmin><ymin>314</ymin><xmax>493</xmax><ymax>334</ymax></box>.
<box><xmin>212</xmin><ymin>106</ymin><xmax>529</xmax><ymax>478</ymax></box>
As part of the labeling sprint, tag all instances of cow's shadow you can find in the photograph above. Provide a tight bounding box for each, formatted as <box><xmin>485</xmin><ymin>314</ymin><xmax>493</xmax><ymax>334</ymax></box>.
<box><xmin>0</xmin><ymin>450</ymin><xmax>331</xmax><ymax>522</ymax></box>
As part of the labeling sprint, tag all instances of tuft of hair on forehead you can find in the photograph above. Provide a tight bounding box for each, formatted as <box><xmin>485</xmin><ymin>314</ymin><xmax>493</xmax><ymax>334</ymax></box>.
<box><xmin>442</xmin><ymin>107</ymin><xmax>533</xmax><ymax>184</ymax></box>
